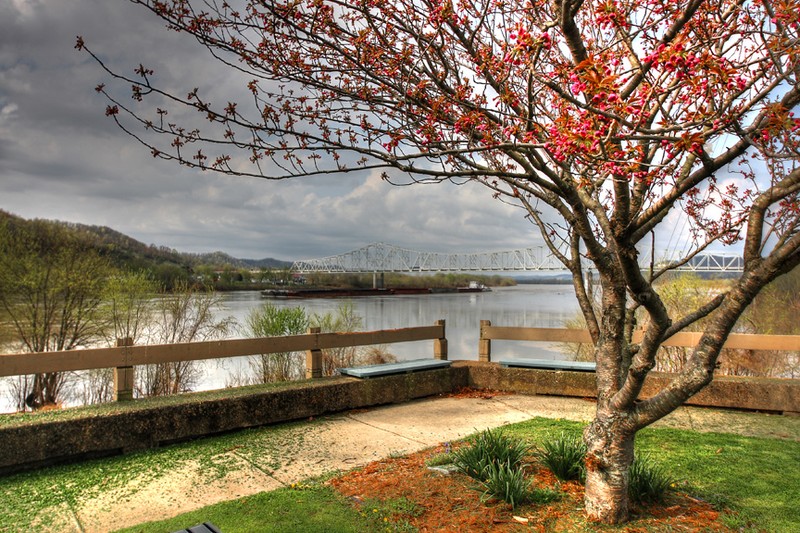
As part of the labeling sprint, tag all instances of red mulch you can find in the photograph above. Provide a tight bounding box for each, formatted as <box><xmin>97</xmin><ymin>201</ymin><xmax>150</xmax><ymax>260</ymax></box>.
<box><xmin>329</xmin><ymin>443</ymin><xmax>736</xmax><ymax>532</ymax></box>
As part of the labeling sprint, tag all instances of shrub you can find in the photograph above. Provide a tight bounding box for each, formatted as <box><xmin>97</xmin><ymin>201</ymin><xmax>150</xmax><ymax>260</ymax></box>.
<box><xmin>628</xmin><ymin>453</ymin><xmax>674</xmax><ymax>504</ymax></box>
<box><xmin>534</xmin><ymin>432</ymin><xmax>587</xmax><ymax>482</ymax></box>
<box><xmin>245</xmin><ymin>303</ymin><xmax>309</xmax><ymax>383</ymax></box>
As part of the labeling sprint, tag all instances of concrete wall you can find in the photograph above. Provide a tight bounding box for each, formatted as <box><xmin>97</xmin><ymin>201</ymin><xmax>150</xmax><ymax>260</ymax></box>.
<box><xmin>459</xmin><ymin>361</ymin><xmax>800</xmax><ymax>413</ymax></box>
<box><xmin>1</xmin><ymin>362</ymin><xmax>797</xmax><ymax>474</ymax></box>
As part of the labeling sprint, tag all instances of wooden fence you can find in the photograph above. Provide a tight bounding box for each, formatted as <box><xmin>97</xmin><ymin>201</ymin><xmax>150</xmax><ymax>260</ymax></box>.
<box><xmin>4</xmin><ymin>318</ymin><xmax>798</xmax><ymax>408</ymax></box>
<box><xmin>478</xmin><ymin>319</ymin><xmax>800</xmax><ymax>361</ymax></box>
<box><xmin>0</xmin><ymin>320</ymin><xmax>447</xmax><ymax>402</ymax></box>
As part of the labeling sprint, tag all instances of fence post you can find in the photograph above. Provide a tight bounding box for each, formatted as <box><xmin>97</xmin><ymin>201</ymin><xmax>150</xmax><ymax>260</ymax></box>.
<box><xmin>479</xmin><ymin>320</ymin><xmax>492</xmax><ymax>362</ymax></box>
<box><xmin>114</xmin><ymin>337</ymin><xmax>134</xmax><ymax>401</ymax></box>
<box><xmin>306</xmin><ymin>327</ymin><xmax>323</xmax><ymax>379</ymax></box>
<box><xmin>434</xmin><ymin>320</ymin><xmax>448</xmax><ymax>360</ymax></box>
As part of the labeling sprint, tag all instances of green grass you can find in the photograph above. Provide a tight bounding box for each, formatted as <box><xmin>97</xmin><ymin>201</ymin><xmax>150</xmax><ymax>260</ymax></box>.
<box><xmin>115</xmin><ymin>483</ymin><xmax>376</xmax><ymax>533</ymax></box>
<box><xmin>0</xmin><ymin>416</ymin><xmax>797</xmax><ymax>532</ymax></box>
<box><xmin>114</xmin><ymin>488</ymin><xmax>424</xmax><ymax>533</ymax></box>
<box><xmin>634</xmin><ymin>427</ymin><xmax>800</xmax><ymax>531</ymax></box>
<box><xmin>505</xmin><ymin>419</ymin><xmax>800</xmax><ymax>531</ymax></box>
<box><xmin>424</xmin><ymin>452</ymin><xmax>453</xmax><ymax>467</ymax></box>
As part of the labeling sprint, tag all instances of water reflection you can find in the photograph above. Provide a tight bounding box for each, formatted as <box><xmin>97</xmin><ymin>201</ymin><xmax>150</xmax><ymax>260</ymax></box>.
<box><xmin>215</xmin><ymin>284</ymin><xmax>579</xmax><ymax>366</ymax></box>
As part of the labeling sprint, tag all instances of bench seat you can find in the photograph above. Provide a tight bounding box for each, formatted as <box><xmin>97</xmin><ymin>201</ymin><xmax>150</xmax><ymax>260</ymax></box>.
<box><xmin>339</xmin><ymin>359</ymin><xmax>452</xmax><ymax>378</ymax></box>
<box><xmin>499</xmin><ymin>359</ymin><xmax>596</xmax><ymax>372</ymax></box>
<box><xmin>173</xmin><ymin>522</ymin><xmax>221</xmax><ymax>533</ymax></box>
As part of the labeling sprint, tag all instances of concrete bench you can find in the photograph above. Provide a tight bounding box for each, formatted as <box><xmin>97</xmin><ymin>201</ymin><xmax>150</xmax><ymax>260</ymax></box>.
<box><xmin>339</xmin><ymin>359</ymin><xmax>452</xmax><ymax>378</ymax></box>
<box><xmin>499</xmin><ymin>359</ymin><xmax>596</xmax><ymax>372</ymax></box>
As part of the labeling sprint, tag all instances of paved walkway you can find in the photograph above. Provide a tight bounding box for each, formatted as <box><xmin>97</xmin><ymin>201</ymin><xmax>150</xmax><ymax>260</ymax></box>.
<box><xmin>32</xmin><ymin>393</ymin><xmax>800</xmax><ymax>532</ymax></box>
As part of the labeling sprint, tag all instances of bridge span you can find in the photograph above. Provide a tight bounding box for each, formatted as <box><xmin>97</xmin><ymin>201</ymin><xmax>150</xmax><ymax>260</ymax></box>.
<box><xmin>291</xmin><ymin>243</ymin><xmax>743</xmax><ymax>274</ymax></box>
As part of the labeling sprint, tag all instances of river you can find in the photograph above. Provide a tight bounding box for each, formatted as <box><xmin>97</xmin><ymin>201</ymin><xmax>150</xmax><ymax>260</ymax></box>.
<box><xmin>1</xmin><ymin>284</ymin><xmax>580</xmax><ymax>412</ymax></box>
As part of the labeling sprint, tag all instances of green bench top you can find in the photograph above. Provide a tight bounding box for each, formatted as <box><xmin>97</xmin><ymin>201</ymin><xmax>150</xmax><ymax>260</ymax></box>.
<box><xmin>499</xmin><ymin>359</ymin><xmax>596</xmax><ymax>372</ymax></box>
<box><xmin>339</xmin><ymin>359</ymin><xmax>452</xmax><ymax>378</ymax></box>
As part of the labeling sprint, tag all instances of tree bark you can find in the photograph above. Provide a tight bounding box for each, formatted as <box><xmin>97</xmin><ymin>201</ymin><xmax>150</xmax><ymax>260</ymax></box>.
<box><xmin>583</xmin><ymin>410</ymin><xmax>636</xmax><ymax>524</ymax></box>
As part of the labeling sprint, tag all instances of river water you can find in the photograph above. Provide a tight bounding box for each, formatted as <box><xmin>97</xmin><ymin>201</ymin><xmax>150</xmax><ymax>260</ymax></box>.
<box><xmin>203</xmin><ymin>283</ymin><xmax>580</xmax><ymax>388</ymax></box>
<box><xmin>1</xmin><ymin>284</ymin><xmax>579</xmax><ymax>412</ymax></box>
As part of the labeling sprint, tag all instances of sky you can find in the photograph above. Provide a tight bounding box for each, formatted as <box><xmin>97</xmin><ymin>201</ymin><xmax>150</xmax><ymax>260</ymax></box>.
<box><xmin>0</xmin><ymin>0</ymin><xmax>545</xmax><ymax>262</ymax></box>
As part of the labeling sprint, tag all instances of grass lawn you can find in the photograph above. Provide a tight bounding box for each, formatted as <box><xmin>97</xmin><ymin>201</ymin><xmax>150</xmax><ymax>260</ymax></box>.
<box><xmin>0</xmin><ymin>416</ymin><xmax>797</xmax><ymax>532</ymax></box>
<box><xmin>504</xmin><ymin>418</ymin><xmax>800</xmax><ymax>531</ymax></box>
<box><xmin>115</xmin><ymin>483</ymin><xmax>395</xmax><ymax>533</ymax></box>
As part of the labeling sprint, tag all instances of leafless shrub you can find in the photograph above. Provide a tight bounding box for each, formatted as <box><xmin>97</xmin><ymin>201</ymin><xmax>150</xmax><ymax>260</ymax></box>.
<box><xmin>137</xmin><ymin>283</ymin><xmax>234</xmax><ymax>397</ymax></box>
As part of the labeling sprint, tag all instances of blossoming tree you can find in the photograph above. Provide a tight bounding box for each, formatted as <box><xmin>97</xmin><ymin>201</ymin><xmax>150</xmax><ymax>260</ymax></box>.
<box><xmin>79</xmin><ymin>0</ymin><xmax>800</xmax><ymax>522</ymax></box>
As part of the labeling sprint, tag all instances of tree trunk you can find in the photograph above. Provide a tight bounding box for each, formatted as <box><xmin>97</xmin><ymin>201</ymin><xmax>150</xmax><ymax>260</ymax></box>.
<box><xmin>25</xmin><ymin>372</ymin><xmax>62</xmax><ymax>410</ymax></box>
<box><xmin>583</xmin><ymin>413</ymin><xmax>635</xmax><ymax>524</ymax></box>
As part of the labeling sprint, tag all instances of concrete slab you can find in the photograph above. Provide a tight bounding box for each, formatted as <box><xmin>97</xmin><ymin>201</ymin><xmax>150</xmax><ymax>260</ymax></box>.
<box><xmin>492</xmin><ymin>393</ymin><xmax>596</xmax><ymax>421</ymax></box>
<box><xmin>342</xmin><ymin>396</ymin><xmax>546</xmax><ymax>446</ymax></box>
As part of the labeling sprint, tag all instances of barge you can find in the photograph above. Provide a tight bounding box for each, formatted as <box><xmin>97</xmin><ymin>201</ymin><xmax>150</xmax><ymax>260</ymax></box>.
<box><xmin>261</xmin><ymin>283</ymin><xmax>490</xmax><ymax>299</ymax></box>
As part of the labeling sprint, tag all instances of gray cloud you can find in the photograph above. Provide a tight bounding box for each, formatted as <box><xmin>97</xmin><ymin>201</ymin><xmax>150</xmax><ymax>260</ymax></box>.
<box><xmin>0</xmin><ymin>0</ymin><xmax>542</xmax><ymax>261</ymax></box>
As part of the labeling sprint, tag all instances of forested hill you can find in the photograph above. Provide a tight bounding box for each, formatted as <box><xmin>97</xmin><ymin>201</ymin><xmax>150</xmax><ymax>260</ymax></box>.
<box><xmin>0</xmin><ymin>210</ymin><xmax>292</xmax><ymax>273</ymax></box>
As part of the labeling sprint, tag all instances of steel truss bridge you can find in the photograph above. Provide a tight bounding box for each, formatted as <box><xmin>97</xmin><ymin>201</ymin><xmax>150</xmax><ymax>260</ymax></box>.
<box><xmin>291</xmin><ymin>242</ymin><xmax>744</xmax><ymax>273</ymax></box>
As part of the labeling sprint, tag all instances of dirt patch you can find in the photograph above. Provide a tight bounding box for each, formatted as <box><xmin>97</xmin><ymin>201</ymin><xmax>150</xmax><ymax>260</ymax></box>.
<box><xmin>330</xmin><ymin>444</ymin><xmax>734</xmax><ymax>532</ymax></box>
<box><xmin>30</xmin><ymin>502</ymin><xmax>81</xmax><ymax>533</ymax></box>
<box><xmin>76</xmin><ymin>455</ymin><xmax>281</xmax><ymax>533</ymax></box>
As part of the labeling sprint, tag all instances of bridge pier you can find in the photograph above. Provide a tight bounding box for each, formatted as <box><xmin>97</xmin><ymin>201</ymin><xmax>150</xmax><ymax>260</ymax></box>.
<box><xmin>372</xmin><ymin>271</ymin><xmax>385</xmax><ymax>289</ymax></box>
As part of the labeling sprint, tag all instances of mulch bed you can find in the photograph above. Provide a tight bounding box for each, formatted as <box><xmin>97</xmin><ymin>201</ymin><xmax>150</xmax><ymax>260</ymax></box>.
<box><xmin>329</xmin><ymin>443</ymin><xmax>734</xmax><ymax>532</ymax></box>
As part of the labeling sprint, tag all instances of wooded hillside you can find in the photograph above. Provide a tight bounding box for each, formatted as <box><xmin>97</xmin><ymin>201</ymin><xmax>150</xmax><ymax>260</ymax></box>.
<box><xmin>0</xmin><ymin>210</ymin><xmax>292</xmax><ymax>276</ymax></box>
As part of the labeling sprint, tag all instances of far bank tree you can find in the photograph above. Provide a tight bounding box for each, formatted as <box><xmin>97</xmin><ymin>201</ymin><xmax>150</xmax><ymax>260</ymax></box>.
<box><xmin>81</xmin><ymin>0</ymin><xmax>800</xmax><ymax>522</ymax></box>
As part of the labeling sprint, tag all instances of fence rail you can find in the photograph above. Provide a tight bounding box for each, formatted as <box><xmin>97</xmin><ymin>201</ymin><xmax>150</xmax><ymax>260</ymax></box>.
<box><xmin>478</xmin><ymin>320</ymin><xmax>800</xmax><ymax>361</ymax></box>
<box><xmin>0</xmin><ymin>321</ymin><xmax>447</xmax><ymax>401</ymax></box>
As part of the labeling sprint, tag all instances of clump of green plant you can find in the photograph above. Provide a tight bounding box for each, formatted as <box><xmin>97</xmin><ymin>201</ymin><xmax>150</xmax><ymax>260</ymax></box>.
<box><xmin>628</xmin><ymin>453</ymin><xmax>674</xmax><ymax>504</ymax></box>
<box><xmin>452</xmin><ymin>428</ymin><xmax>529</xmax><ymax>480</ymax></box>
<box><xmin>452</xmin><ymin>429</ymin><xmax>534</xmax><ymax>508</ymax></box>
<box><xmin>534</xmin><ymin>432</ymin><xmax>587</xmax><ymax>482</ymax></box>
<box><xmin>479</xmin><ymin>460</ymin><xmax>533</xmax><ymax>509</ymax></box>
<box><xmin>242</xmin><ymin>303</ymin><xmax>309</xmax><ymax>384</ymax></box>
